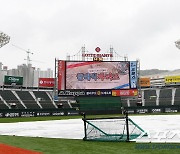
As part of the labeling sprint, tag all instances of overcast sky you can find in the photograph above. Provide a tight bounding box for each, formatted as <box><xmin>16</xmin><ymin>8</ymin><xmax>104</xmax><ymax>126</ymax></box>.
<box><xmin>0</xmin><ymin>0</ymin><xmax>180</xmax><ymax>71</ymax></box>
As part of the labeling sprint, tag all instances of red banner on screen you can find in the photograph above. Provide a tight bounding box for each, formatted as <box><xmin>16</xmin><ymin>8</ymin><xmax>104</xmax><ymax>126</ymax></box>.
<box><xmin>112</xmin><ymin>89</ymin><xmax>138</xmax><ymax>96</ymax></box>
<box><xmin>58</xmin><ymin>60</ymin><xmax>65</xmax><ymax>90</ymax></box>
<box><xmin>39</xmin><ymin>78</ymin><xmax>55</xmax><ymax>87</ymax></box>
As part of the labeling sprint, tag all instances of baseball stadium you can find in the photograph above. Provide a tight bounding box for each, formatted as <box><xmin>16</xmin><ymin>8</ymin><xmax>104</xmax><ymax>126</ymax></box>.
<box><xmin>0</xmin><ymin>31</ymin><xmax>180</xmax><ymax>154</ymax></box>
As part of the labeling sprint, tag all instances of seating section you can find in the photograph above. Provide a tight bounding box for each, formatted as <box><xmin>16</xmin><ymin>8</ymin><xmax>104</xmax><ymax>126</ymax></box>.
<box><xmin>33</xmin><ymin>91</ymin><xmax>56</xmax><ymax>109</ymax></box>
<box><xmin>0</xmin><ymin>88</ymin><xmax>180</xmax><ymax>111</ymax></box>
<box><xmin>144</xmin><ymin>90</ymin><xmax>157</xmax><ymax>106</ymax></box>
<box><xmin>15</xmin><ymin>91</ymin><xmax>40</xmax><ymax>109</ymax></box>
<box><xmin>56</xmin><ymin>97</ymin><xmax>77</xmax><ymax>109</ymax></box>
<box><xmin>0</xmin><ymin>90</ymin><xmax>25</xmax><ymax>109</ymax></box>
<box><xmin>159</xmin><ymin>89</ymin><xmax>172</xmax><ymax>106</ymax></box>
<box><xmin>129</xmin><ymin>100</ymin><xmax>137</xmax><ymax>107</ymax></box>
<box><xmin>174</xmin><ymin>88</ymin><xmax>180</xmax><ymax>105</ymax></box>
<box><xmin>121</xmin><ymin>99</ymin><xmax>128</xmax><ymax>107</ymax></box>
<box><xmin>0</xmin><ymin>100</ymin><xmax>9</xmax><ymax>109</ymax></box>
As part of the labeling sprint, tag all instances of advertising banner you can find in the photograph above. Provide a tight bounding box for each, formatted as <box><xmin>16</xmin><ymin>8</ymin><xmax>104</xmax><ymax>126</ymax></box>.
<box><xmin>65</xmin><ymin>61</ymin><xmax>130</xmax><ymax>89</ymax></box>
<box><xmin>165</xmin><ymin>76</ymin><xmax>180</xmax><ymax>83</ymax></box>
<box><xmin>58</xmin><ymin>89</ymin><xmax>138</xmax><ymax>97</ymax></box>
<box><xmin>58</xmin><ymin>90</ymin><xmax>112</xmax><ymax>97</ymax></box>
<box><xmin>58</xmin><ymin>60</ymin><xmax>65</xmax><ymax>90</ymax></box>
<box><xmin>139</xmin><ymin>77</ymin><xmax>150</xmax><ymax>87</ymax></box>
<box><xmin>129</xmin><ymin>61</ymin><xmax>137</xmax><ymax>88</ymax></box>
<box><xmin>4</xmin><ymin>75</ymin><xmax>23</xmax><ymax>86</ymax></box>
<box><xmin>39</xmin><ymin>78</ymin><xmax>55</xmax><ymax>87</ymax></box>
<box><xmin>112</xmin><ymin>89</ymin><xmax>138</xmax><ymax>96</ymax></box>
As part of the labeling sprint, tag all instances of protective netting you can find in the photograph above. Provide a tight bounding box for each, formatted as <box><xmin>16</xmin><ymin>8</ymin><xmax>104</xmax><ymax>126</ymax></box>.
<box><xmin>83</xmin><ymin>117</ymin><xmax>147</xmax><ymax>142</ymax></box>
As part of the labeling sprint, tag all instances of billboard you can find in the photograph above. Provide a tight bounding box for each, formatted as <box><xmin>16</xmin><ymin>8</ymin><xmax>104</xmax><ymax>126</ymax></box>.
<box><xmin>58</xmin><ymin>60</ymin><xmax>65</xmax><ymax>90</ymax></box>
<box><xmin>58</xmin><ymin>89</ymin><xmax>138</xmax><ymax>97</ymax></box>
<box><xmin>139</xmin><ymin>77</ymin><xmax>150</xmax><ymax>87</ymax></box>
<box><xmin>63</xmin><ymin>61</ymin><xmax>137</xmax><ymax>90</ymax></box>
<box><xmin>4</xmin><ymin>75</ymin><xmax>23</xmax><ymax>86</ymax></box>
<box><xmin>165</xmin><ymin>76</ymin><xmax>180</xmax><ymax>84</ymax></box>
<box><xmin>39</xmin><ymin>78</ymin><xmax>55</xmax><ymax>88</ymax></box>
<box><xmin>112</xmin><ymin>89</ymin><xmax>138</xmax><ymax>96</ymax></box>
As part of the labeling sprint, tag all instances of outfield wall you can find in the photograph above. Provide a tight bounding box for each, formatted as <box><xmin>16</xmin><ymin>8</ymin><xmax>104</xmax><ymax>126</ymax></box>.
<box><xmin>0</xmin><ymin>105</ymin><xmax>179</xmax><ymax>118</ymax></box>
<box><xmin>0</xmin><ymin>108</ymin><xmax>79</xmax><ymax>118</ymax></box>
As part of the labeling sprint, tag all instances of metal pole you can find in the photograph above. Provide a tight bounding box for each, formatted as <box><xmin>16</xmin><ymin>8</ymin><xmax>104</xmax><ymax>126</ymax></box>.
<box><xmin>125</xmin><ymin>110</ymin><xmax>130</xmax><ymax>142</ymax></box>
<box><xmin>82</xmin><ymin>112</ymin><xmax>87</xmax><ymax>140</ymax></box>
<box><xmin>54</xmin><ymin>58</ymin><xmax>57</xmax><ymax>100</ymax></box>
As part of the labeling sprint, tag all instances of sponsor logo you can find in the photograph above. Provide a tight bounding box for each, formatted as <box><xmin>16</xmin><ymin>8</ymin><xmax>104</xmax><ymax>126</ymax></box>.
<box><xmin>8</xmin><ymin>77</ymin><xmax>19</xmax><ymax>82</ymax></box>
<box><xmin>151</xmin><ymin>108</ymin><xmax>161</xmax><ymax>113</ymax></box>
<box><xmin>165</xmin><ymin>108</ymin><xmax>178</xmax><ymax>113</ymax></box>
<box><xmin>37</xmin><ymin>112</ymin><xmax>51</xmax><ymax>116</ymax></box>
<box><xmin>5</xmin><ymin>112</ymin><xmax>19</xmax><ymax>117</ymax></box>
<box><xmin>112</xmin><ymin>89</ymin><xmax>138</xmax><ymax>96</ymax></box>
<box><xmin>82</xmin><ymin>53</ymin><xmax>113</xmax><ymax>58</ymax></box>
<box><xmin>136</xmin><ymin>109</ymin><xmax>148</xmax><ymax>114</ymax></box>
<box><xmin>21</xmin><ymin>111</ymin><xmax>35</xmax><ymax>117</ymax></box>
<box><xmin>127</xmin><ymin>110</ymin><xmax>135</xmax><ymax>114</ymax></box>
<box><xmin>86</xmin><ymin>90</ymin><xmax>111</xmax><ymax>96</ymax></box>
<box><xmin>39</xmin><ymin>78</ymin><xmax>55</xmax><ymax>87</ymax></box>
<box><xmin>67</xmin><ymin>111</ymin><xmax>79</xmax><ymax>115</ymax></box>
<box><xmin>58</xmin><ymin>90</ymin><xmax>85</xmax><ymax>96</ymax></box>
<box><xmin>52</xmin><ymin>112</ymin><xmax>65</xmax><ymax>116</ymax></box>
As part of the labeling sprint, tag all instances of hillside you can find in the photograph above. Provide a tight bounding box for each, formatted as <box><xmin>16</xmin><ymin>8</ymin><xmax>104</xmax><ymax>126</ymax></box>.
<box><xmin>140</xmin><ymin>69</ymin><xmax>169</xmax><ymax>76</ymax></box>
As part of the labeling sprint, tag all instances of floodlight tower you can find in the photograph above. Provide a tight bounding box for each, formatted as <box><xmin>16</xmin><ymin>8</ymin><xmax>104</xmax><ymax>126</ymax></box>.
<box><xmin>175</xmin><ymin>39</ymin><xmax>180</xmax><ymax>50</ymax></box>
<box><xmin>0</xmin><ymin>31</ymin><xmax>10</xmax><ymax>48</ymax></box>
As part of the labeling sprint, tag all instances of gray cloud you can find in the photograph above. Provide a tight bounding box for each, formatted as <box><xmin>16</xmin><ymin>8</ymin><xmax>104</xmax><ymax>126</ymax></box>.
<box><xmin>0</xmin><ymin>0</ymin><xmax>180</xmax><ymax>70</ymax></box>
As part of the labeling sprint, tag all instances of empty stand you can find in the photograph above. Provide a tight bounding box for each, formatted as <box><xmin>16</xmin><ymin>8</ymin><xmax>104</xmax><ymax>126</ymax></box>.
<box><xmin>159</xmin><ymin>89</ymin><xmax>172</xmax><ymax>106</ymax></box>
<box><xmin>144</xmin><ymin>90</ymin><xmax>157</xmax><ymax>106</ymax></box>
<box><xmin>174</xmin><ymin>88</ymin><xmax>180</xmax><ymax>105</ymax></box>
<box><xmin>15</xmin><ymin>91</ymin><xmax>40</xmax><ymax>109</ymax></box>
<box><xmin>0</xmin><ymin>90</ymin><xmax>25</xmax><ymax>109</ymax></box>
<box><xmin>129</xmin><ymin>99</ymin><xmax>138</xmax><ymax>107</ymax></box>
<box><xmin>121</xmin><ymin>99</ymin><xmax>128</xmax><ymax>107</ymax></box>
<box><xmin>0</xmin><ymin>100</ymin><xmax>9</xmax><ymax>109</ymax></box>
<box><xmin>58</xmin><ymin>97</ymin><xmax>76</xmax><ymax>108</ymax></box>
<box><xmin>33</xmin><ymin>91</ymin><xmax>56</xmax><ymax>109</ymax></box>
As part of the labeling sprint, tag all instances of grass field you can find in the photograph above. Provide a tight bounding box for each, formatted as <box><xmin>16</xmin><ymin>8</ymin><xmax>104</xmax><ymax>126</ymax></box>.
<box><xmin>0</xmin><ymin>114</ymin><xmax>180</xmax><ymax>154</ymax></box>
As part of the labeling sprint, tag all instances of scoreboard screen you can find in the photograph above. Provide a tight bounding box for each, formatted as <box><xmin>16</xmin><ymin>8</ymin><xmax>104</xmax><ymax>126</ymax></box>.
<box><xmin>62</xmin><ymin>61</ymin><xmax>137</xmax><ymax>90</ymax></box>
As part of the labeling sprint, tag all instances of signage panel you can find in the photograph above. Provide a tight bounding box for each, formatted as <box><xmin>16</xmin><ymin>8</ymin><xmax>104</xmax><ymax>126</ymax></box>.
<box><xmin>139</xmin><ymin>77</ymin><xmax>150</xmax><ymax>87</ymax></box>
<box><xmin>39</xmin><ymin>78</ymin><xmax>55</xmax><ymax>87</ymax></box>
<box><xmin>4</xmin><ymin>75</ymin><xmax>23</xmax><ymax>86</ymax></box>
<box><xmin>165</xmin><ymin>76</ymin><xmax>180</xmax><ymax>83</ymax></box>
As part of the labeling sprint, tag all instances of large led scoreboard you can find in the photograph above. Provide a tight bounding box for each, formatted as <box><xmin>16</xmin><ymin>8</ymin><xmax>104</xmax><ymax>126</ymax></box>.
<box><xmin>58</xmin><ymin>61</ymin><xmax>138</xmax><ymax>97</ymax></box>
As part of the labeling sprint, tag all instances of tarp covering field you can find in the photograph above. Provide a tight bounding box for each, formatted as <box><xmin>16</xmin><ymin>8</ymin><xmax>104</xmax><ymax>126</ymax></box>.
<box><xmin>0</xmin><ymin>115</ymin><xmax>180</xmax><ymax>143</ymax></box>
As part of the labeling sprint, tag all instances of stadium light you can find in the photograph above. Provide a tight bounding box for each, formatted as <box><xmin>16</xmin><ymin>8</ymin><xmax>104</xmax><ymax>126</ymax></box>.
<box><xmin>175</xmin><ymin>39</ymin><xmax>180</xmax><ymax>50</ymax></box>
<box><xmin>0</xmin><ymin>31</ymin><xmax>10</xmax><ymax>48</ymax></box>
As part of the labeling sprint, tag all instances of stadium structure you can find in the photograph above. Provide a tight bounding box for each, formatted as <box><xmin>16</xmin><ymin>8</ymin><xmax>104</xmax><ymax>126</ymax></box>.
<box><xmin>0</xmin><ymin>41</ymin><xmax>180</xmax><ymax>118</ymax></box>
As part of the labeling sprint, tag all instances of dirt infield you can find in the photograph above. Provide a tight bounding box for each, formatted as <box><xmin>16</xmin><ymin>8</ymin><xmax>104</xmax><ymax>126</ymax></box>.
<box><xmin>0</xmin><ymin>143</ymin><xmax>42</xmax><ymax>154</ymax></box>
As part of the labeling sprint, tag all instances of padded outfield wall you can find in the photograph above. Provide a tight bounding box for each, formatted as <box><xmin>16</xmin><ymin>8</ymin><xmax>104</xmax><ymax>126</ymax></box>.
<box><xmin>75</xmin><ymin>96</ymin><xmax>122</xmax><ymax>114</ymax></box>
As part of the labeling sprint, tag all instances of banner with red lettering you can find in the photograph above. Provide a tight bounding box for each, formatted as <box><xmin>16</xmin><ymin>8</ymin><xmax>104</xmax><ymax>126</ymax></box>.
<box><xmin>39</xmin><ymin>78</ymin><xmax>55</xmax><ymax>88</ymax></box>
<box><xmin>58</xmin><ymin>60</ymin><xmax>65</xmax><ymax>90</ymax></box>
<box><xmin>112</xmin><ymin>89</ymin><xmax>138</xmax><ymax>96</ymax></box>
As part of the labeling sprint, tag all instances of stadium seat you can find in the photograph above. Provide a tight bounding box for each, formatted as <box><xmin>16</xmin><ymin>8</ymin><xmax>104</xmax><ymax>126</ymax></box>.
<box><xmin>0</xmin><ymin>90</ymin><xmax>25</xmax><ymax>109</ymax></box>
<box><xmin>159</xmin><ymin>89</ymin><xmax>172</xmax><ymax>106</ymax></box>
<box><xmin>15</xmin><ymin>91</ymin><xmax>40</xmax><ymax>109</ymax></box>
<box><xmin>174</xmin><ymin>88</ymin><xmax>180</xmax><ymax>105</ymax></box>
<box><xmin>143</xmin><ymin>89</ymin><xmax>157</xmax><ymax>106</ymax></box>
